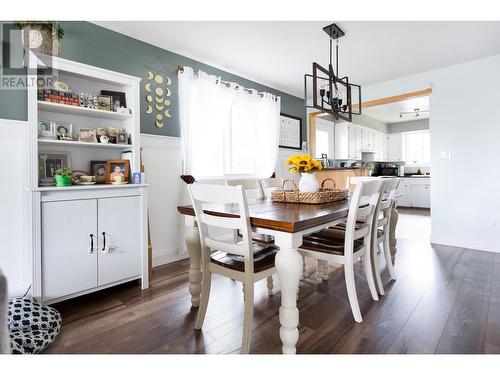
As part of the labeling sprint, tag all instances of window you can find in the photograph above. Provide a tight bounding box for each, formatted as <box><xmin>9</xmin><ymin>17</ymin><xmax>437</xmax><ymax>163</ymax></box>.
<box><xmin>403</xmin><ymin>130</ymin><xmax>430</xmax><ymax>166</ymax></box>
<box><xmin>178</xmin><ymin>67</ymin><xmax>281</xmax><ymax>178</ymax></box>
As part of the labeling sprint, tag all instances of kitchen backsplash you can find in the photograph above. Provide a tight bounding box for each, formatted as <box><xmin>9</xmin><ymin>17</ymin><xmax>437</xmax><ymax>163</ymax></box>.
<box><xmin>404</xmin><ymin>166</ymin><xmax>430</xmax><ymax>174</ymax></box>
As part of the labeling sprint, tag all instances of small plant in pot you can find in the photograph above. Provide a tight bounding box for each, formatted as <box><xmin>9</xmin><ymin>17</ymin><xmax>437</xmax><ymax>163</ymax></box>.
<box><xmin>54</xmin><ymin>167</ymin><xmax>72</xmax><ymax>187</ymax></box>
<box><xmin>14</xmin><ymin>21</ymin><xmax>64</xmax><ymax>56</ymax></box>
<box><xmin>365</xmin><ymin>162</ymin><xmax>375</xmax><ymax>176</ymax></box>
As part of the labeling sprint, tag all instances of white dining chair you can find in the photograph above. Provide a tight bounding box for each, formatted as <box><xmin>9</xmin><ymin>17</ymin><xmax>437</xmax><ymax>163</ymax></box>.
<box><xmin>226</xmin><ymin>178</ymin><xmax>274</xmax><ymax>245</ymax></box>
<box><xmin>259</xmin><ymin>177</ymin><xmax>281</xmax><ymax>199</ymax></box>
<box><xmin>298</xmin><ymin>179</ymin><xmax>383</xmax><ymax>323</ymax></box>
<box><xmin>225</xmin><ymin>178</ymin><xmax>265</xmax><ymax>199</ymax></box>
<box><xmin>187</xmin><ymin>183</ymin><xmax>278</xmax><ymax>354</ymax></box>
<box><xmin>370</xmin><ymin>178</ymin><xmax>400</xmax><ymax>295</ymax></box>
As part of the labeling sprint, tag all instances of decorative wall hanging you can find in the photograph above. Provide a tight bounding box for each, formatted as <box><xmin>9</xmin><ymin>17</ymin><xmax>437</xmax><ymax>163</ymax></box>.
<box><xmin>144</xmin><ymin>62</ymin><xmax>173</xmax><ymax>129</ymax></box>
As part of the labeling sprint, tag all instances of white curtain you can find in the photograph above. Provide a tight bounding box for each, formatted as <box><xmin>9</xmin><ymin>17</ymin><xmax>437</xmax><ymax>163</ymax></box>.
<box><xmin>178</xmin><ymin>66</ymin><xmax>281</xmax><ymax>178</ymax></box>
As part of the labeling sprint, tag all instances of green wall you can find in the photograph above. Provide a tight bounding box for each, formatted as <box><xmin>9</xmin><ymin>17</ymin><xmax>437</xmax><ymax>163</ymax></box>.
<box><xmin>0</xmin><ymin>21</ymin><xmax>306</xmax><ymax>139</ymax></box>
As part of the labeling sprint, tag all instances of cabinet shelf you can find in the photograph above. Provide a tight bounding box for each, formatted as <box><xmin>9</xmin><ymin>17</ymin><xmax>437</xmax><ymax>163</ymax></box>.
<box><xmin>38</xmin><ymin>139</ymin><xmax>133</xmax><ymax>150</ymax></box>
<box><xmin>38</xmin><ymin>101</ymin><xmax>132</xmax><ymax>120</ymax></box>
<box><xmin>34</xmin><ymin>183</ymin><xmax>147</xmax><ymax>192</ymax></box>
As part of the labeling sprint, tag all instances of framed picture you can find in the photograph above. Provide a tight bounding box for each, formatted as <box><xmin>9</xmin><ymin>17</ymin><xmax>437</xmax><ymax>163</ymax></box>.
<box><xmin>116</xmin><ymin>133</ymin><xmax>128</xmax><ymax>144</ymax></box>
<box><xmin>279</xmin><ymin>113</ymin><xmax>302</xmax><ymax>150</ymax></box>
<box><xmin>100</xmin><ymin>90</ymin><xmax>127</xmax><ymax>111</ymax></box>
<box><xmin>97</xmin><ymin>95</ymin><xmax>112</xmax><ymax>111</ymax></box>
<box><xmin>38</xmin><ymin>120</ymin><xmax>55</xmax><ymax>139</ymax></box>
<box><xmin>54</xmin><ymin>122</ymin><xmax>73</xmax><ymax>139</ymax></box>
<box><xmin>78</xmin><ymin>128</ymin><xmax>97</xmax><ymax>143</ymax></box>
<box><xmin>105</xmin><ymin>159</ymin><xmax>130</xmax><ymax>184</ymax></box>
<box><xmin>132</xmin><ymin>172</ymin><xmax>142</xmax><ymax>184</ymax></box>
<box><xmin>38</xmin><ymin>152</ymin><xmax>71</xmax><ymax>184</ymax></box>
<box><xmin>90</xmin><ymin>160</ymin><xmax>107</xmax><ymax>184</ymax></box>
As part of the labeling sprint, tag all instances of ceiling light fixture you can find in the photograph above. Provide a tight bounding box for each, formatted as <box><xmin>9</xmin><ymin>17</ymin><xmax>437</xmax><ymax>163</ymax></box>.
<box><xmin>399</xmin><ymin>108</ymin><xmax>429</xmax><ymax>119</ymax></box>
<box><xmin>304</xmin><ymin>23</ymin><xmax>361</xmax><ymax>122</ymax></box>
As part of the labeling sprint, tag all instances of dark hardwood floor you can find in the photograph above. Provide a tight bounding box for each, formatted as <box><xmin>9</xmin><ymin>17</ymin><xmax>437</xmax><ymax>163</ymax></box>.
<box><xmin>45</xmin><ymin>209</ymin><xmax>500</xmax><ymax>354</ymax></box>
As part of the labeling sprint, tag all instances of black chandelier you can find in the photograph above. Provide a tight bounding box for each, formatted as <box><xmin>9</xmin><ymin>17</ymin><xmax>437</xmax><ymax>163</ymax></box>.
<box><xmin>304</xmin><ymin>23</ymin><xmax>361</xmax><ymax>122</ymax></box>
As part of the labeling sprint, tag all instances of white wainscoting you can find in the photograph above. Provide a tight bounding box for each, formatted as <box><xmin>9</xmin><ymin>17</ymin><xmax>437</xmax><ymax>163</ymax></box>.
<box><xmin>0</xmin><ymin>119</ymin><xmax>30</xmax><ymax>296</ymax></box>
<box><xmin>141</xmin><ymin>134</ymin><xmax>188</xmax><ymax>267</ymax></box>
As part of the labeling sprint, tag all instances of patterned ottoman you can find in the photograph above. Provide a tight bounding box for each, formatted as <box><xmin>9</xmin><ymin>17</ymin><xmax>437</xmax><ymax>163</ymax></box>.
<box><xmin>8</xmin><ymin>297</ymin><xmax>62</xmax><ymax>354</ymax></box>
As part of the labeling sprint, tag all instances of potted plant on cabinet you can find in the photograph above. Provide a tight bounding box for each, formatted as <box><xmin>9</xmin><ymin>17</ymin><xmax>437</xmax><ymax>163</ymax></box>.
<box><xmin>286</xmin><ymin>154</ymin><xmax>323</xmax><ymax>193</ymax></box>
<box><xmin>14</xmin><ymin>21</ymin><xmax>64</xmax><ymax>56</ymax></box>
<box><xmin>54</xmin><ymin>167</ymin><xmax>72</xmax><ymax>187</ymax></box>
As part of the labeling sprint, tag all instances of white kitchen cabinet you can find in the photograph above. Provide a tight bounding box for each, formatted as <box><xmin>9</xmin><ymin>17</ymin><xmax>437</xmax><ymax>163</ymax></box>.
<box><xmin>396</xmin><ymin>178</ymin><xmax>430</xmax><ymax>208</ymax></box>
<box><xmin>387</xmin><ymin>133</ymin><xmax>403</xmax><ymax>161</ymax></box>
<box><xmin>98</xmin><ymin>196</ymin><xmax>142</xmax><ymax>285</ymax></box>
<box><xmin>40</xmin><ymin>188</ymin><xmax>147</xmax><ymax>304</ymax></box>
<box><xmin>348</xmin><ymin>124</ymin><xmax>357</xmax><ymax>159</ymax></box>
<box><xmin>355</xmin><ymin>126</ymin><xmax>362</xmax><ymax>159</ymax></box>
<box><xmin>42</xmin><ymin>199</ymin><xmax>98</xmax><ymax>301</ymax></box>
<box><xmin>334</xmin><ymin>122</ymin><xmax>349</xmax><ymax>159</ymax></box>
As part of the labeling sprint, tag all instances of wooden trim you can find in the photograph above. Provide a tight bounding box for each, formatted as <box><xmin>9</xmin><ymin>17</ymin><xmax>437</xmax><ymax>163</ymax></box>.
<box><xmin>353</xmin><ymin>88</ymin><xmax>432</xmax><ymax>111</ymax></box>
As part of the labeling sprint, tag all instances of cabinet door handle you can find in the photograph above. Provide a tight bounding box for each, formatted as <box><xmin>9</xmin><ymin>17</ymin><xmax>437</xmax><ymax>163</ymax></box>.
<box><xmin>89</xmin><ymin>234</ymin><xmax>94</xmax><ymax>254</ymax></box>
<box><xmin>102</xmin><ymin>232</ymin><xmax>106</xmax><ymax>252</ymax></box>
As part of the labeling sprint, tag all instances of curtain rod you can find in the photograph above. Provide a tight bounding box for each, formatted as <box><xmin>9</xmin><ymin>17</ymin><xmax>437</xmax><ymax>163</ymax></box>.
<box><xmin>177</xmin><ymin>65</ymin><xmax>278</xmax><ymax>100</ymax></box>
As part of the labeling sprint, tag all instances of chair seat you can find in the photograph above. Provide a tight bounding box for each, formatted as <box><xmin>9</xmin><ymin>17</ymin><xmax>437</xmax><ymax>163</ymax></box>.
<box><xmin>300</xmin><ymin>228</ymin><xmax>364</xmax><ymax>255</ymax></box>
<box><xmin>237</xmin><ymin>231</ymin><xmax>274</xmax><ymax>245</ymax></box>
<box><xmin>330</xmin><ymin>223</ymin><xmax>384</xmax><ymax>238</ymax></box>
<box><xmin>211</xmin><ymin>243</ymin><xmax>278</xmax><ymax>272</ymax></box>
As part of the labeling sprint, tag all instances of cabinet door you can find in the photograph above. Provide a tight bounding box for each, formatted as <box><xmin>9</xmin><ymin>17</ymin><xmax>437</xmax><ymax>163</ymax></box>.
<box><xmin>395</xmin><ymin>179</ymin><xmax>411</xmax><ymax>207</ymax></box>
<box><xmin>42</xmin><ymin>199</ymin><xmax>97</xmax><ymax>300</ymax></box>
<box><xmin>334</xmin><ymin>123</ymin><xmax>349</xmax><ymax>159</ymax></box>
<box><xmin>410</xmin><ymin>184</ymin><xmax>431</xmax><ymax>208</ymax></box>
<box><xmin>98</xmin><ymin>196</ymin><xmax>142</xmax><ymax>286</ymax></box>
<box><xmin>355</xmin><ymin>126</ymin><xmax>362</xmax><ymax>159</ymax></box>
<box><xmin>348</xmin><ymin>125</ymin><xmax>356</xmax><ymax>159</ymax></box>
<box><xmin>382</xmin><ymin>135</ymin><xmax>388</xmax><ymax>161</ymax></box>
<box><xmin>387</xmin><ymin>133</ymin><xmax>403</xmax><ymax>161</ymax></box>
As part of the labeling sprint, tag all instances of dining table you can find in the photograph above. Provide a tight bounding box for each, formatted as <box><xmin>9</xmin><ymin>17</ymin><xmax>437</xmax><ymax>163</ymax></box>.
<box><xmin>177</xmin><ymin>197</ymin><xmax>353</xmax><ymax>354</ymax></box>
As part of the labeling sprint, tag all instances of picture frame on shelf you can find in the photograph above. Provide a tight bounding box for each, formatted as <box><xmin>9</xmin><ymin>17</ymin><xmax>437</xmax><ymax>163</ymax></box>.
<box><xmin>38</xmin><ymin>120</ymin><xmax>56</xmax><ymax>139</ymax></box>
<box><xmin>78</xmin><ymin>128</ymin><xmax>97</xmax><ymax>143</ymax></box>
<box><xmin>116</xmin><ymin>132</ymin><xmax>128</xmax><ymax>144</ymax></box>
<box><xmin>105</xmin><ymin>159</ymin><xmax>130</xmax><ymax>184</ymax></box>
<box><xmin>97</xmin><ymin>95</ymin><xmax>112</xmax><ymax>111</ymax></box>
<box><xmin>100</xmin><ymin>90</ymin><xmax>127</xmax><ymax>112</ymax></box>
<box><xmin>38</xmin><ymin>152</ymin><xmax>71</xmax><ymax>186</ymax></box>
<box><xmin>54</xmin><ymin>122</ymin><xmax>73</xmax><ymax>140</ymax></box>
<box><xmin>90</xmin><ymin>160</ymin><xmax>107</xmax><ymax>184</ymax></box>
<box><xmin>96</xmin><ymin>128</ymin><xmax>107</xmax><ymax>142</ymax></box>
<box><xmin>132</xmin><ymin>172</ymin><xmax>142</xmax><ymax>185</ymax></box>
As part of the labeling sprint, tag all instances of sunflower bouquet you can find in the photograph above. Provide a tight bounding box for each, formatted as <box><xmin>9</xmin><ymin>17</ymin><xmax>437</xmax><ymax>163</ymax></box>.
<box><xmin>286</xmin><ymin>154</ymin><xmax>323</xmax><ymax>174</ymax></box>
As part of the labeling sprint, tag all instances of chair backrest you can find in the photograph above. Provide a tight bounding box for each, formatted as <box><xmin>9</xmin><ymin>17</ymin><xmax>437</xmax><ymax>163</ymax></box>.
<box><xmin>225</xmin><ymin>178</ymin><xmax>265</xmax><ymax>199</ymax></box>
<box><xmin>374</xmin><ymin>178</ymin><xmax>401</xmax><ymax>231</ymax></box>
<box><xmin>345</xmin><ymin>175</ymin><xmax>379</xmax><ymax>190</ymax></box>
<box><xmin>259</xmin><ymin>177</ymin><xmax>281</xmax><ymax>199</ymax></box>
<box><xmin>344</xmin><ymin>179</ymin><xmax>383</xmax><ymax>257</ymax></box>
<box><xmin>188</xmin><ymin>184</ymin><xmax>255</xmax><ymax>273</ymax></box>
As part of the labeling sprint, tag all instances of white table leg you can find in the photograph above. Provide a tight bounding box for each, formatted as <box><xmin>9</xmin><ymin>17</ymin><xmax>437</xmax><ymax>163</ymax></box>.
<box><xmin>274</xmin><ymin>232</ymin><xmax>303</xmax><ymax>354</ymax></box>
<box><xmin>184</xmin><ymin>216</ymin><xmax>202</xmax><ymax>307</ymax></box>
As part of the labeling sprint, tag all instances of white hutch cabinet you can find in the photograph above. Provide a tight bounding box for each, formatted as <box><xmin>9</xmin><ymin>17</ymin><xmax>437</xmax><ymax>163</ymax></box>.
<box><xmin>27</xmin><ymin>52</ymin><xmax>149</xmax><ymax>304</ymax></box>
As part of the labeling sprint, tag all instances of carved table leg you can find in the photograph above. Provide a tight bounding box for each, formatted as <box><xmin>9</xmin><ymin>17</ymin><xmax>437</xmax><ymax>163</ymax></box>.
<box><xmin>389</xmin><ymin>206</ymin><xmax>399</xmax><ymax>262</ymax></box>
<box><xmin>274</xmin><ymin>232</ymin><xmax>303</xmax><ymax>354</ymax></box>
<box><xmin>184</xmin><ymin>216</ymin><xmax>202</xmax><ymax>307</ymax></box>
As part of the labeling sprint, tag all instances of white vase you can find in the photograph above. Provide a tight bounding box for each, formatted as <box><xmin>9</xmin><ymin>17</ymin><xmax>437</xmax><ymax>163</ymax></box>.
<box><xmin>299</xmin><ymin>173</ymin><xmax>319</xmax><ymax>193</ymax></box>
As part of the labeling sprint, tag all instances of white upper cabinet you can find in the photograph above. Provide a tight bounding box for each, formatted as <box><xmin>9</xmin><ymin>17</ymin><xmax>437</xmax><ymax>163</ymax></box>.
<box><xmin>387</xmin><ymin>133</ymin><xmax>403</xmax><ymax>161</ymax></box>
<box><xmin>334</xmin><ymin>122</ymin><xmax>349</xmax><ymax>159</ymax></box>
<box><xmin>334</xmin><ymin>122</ymin><xmax>388</xmax><ymax>160</ymax></box>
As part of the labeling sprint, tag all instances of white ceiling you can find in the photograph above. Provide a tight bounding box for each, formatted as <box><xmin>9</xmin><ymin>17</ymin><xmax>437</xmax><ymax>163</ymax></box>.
<box><xmin>363</xmin><ymin>96</ymin><xmax>430</xmax><ymax>123</ymax></box>
<box><xmin>94</xmin><ymin>21</ymin><xmax>500</xmax><ymax>98</ymax></box>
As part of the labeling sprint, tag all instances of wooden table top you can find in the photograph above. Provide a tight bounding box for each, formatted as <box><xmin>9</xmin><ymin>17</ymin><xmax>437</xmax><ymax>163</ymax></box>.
<box><xmin>177</xmin><ymin>198</ymin><xmax>350</xmax><ymax>233</ymax></box>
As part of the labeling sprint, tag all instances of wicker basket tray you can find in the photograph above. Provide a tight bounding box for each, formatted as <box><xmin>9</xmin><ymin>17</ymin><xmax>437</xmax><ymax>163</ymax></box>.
<box><xmin>271</xmin><ymin>178</ymin><xmax>348</xmax><ymax>204</ymax></box>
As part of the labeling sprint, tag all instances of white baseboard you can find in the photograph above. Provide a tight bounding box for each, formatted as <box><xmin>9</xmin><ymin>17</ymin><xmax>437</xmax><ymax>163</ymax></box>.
<box><xmin>152</xmin><ymin>248</ymin><xmax>188</xmax><ymax>267</ymax></box>
<box><xmin>152</xmin><ymin>234</ymin><xmax>234</xmax><ymax>267</ymax></box>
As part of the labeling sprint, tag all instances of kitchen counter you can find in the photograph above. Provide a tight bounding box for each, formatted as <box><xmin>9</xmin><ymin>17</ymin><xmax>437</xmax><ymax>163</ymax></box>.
<box><xmin>321</xmin><ymin>167</ymin><xmax>366</xmax><ymax>171</ymax></box>
<box><xmin>315</xmin><ymin>168</ymin><xmax>368</xmax><ymax>188</ymax></box>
